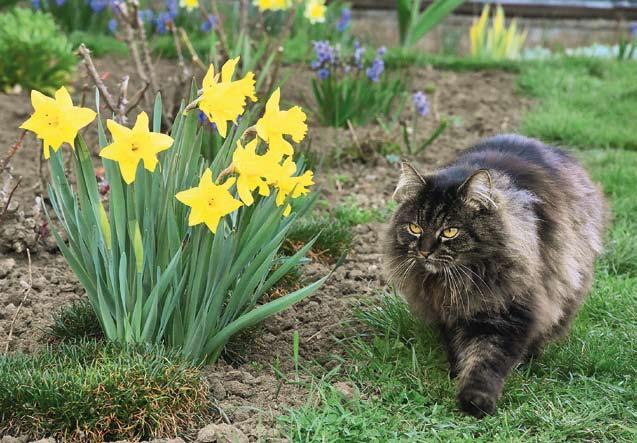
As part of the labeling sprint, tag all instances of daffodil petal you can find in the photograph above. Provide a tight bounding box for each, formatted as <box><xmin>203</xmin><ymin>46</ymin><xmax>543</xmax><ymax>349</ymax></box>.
<box><xmin>221</xmin><ymin>57</ymin><xmax>240</xmax><ymax>83</ymax></box>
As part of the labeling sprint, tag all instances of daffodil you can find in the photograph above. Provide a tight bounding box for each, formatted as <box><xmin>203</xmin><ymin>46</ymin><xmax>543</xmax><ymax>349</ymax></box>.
<box><xmin>99</xmin><ymin>112</ymin><xmax>174</xmax><ymax>184</ymax></box>
<box><xmin>304</xmin><ymin>0</ymin><xmax>326</xmax><ymax>24</ymax></box>
<box><xmin>232</xmin><ymin>139</ymin><xmax>281</xmax><ymax>206</ymax></box>
<box><xmin>20</xmin><ymin>87</ymin><xmax>96</xmax><ymax>159</ymax></box>
<box><xmin>198</xmin><ymin>57</ymin><xmax>257</xmax><ymax>138</ymax></box>
<box><xmin>254</xmin><ymin>0</ymin><xmax>291</xmax><ymax>11</ymax></box>
<box><xmin>255</xmin><ymin>88</ymin><xmax>307</xmax><ymax>158</ymax></box>
<box><xmin>175</xmin><ymin>168</ymin><xmax>243</xmax><ymax>234</ymax></box>
<box><xmin>180</xmin><ymin>0</ymin><xmax>198</xmax><ymax>10</ymax></box>
<box><xmin>271</xmin><ymin>158</ymin><xmax>314</xmax><ymax>216</ymax></box>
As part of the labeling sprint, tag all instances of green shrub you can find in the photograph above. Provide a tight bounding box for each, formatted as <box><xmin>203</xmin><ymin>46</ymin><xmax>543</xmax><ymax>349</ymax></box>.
<box><xmin>0</xmin><ymin>8</ymin><xmax>76</xmax><ymax>94</ymax></box>
<box><xmin>47</xmin><ymin>299</ymin><xmax>103</xmax><ymax>343</ymax></box>
<box><xmin>0</xmin><ymin>341</ymin><xmax>209</xmax><ymax>441</ymax></box>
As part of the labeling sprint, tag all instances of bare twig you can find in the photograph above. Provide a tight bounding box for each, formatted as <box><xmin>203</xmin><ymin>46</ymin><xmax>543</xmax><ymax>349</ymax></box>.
<box><xmin>114</xmin><ymin>1</ymin><xmax>149</xmax><ymax>86</ymax></box>
<box><xmin>1</xmin><ymin>131</ymin><xmax>26</xmax><ymax>171</ymax></box>
<box><xmin>117</xmin><ymin>75</ymin><xmax>130</xmax><ymax>118</ymax></box>
<box><xmin>209</xmin><ymin>0</ymin><xmax>229</xmax><ymax>57</ymax></box>
<box><xmin>179</xmin><ymin>28</ymin><xmax>207</xmax><ymax>71</ymax></box>
<box><xmin>124</xmin><ymin>82</ymin><xmax>150</xmax><ymax>116</ymax></box>
<box><xmin>78</xmin><ymin>44</ymin><xmax>119</xmax><ymax>113</ymax></box>
<box><xmin>0</xmin><ymin>177</ymin><xmax>21</xmax><ymax>224</ymax></box>
<box><xmin>4</xmin><ymin>248</ymin><xmax>32</xmax><ymax>354</ymax></box>
<box><xmin>130</xmin><ymin>0</ymin><xmax>159</xmax><ymax>95</ymax></box>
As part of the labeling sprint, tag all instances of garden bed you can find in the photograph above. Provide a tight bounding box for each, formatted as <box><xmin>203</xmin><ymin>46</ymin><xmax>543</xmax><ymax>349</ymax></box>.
<box><xmin>0</xmin><ymin>59</ymin><xmax>528</xmax><ymax>440</ymax></box>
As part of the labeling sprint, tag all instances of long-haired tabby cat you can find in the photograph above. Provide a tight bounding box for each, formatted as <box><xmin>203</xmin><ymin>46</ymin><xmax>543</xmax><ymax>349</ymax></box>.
<box><xmin>384</xmin><ymin>134</ymin><xmax>607</xmax><ymax>418</ymax></box>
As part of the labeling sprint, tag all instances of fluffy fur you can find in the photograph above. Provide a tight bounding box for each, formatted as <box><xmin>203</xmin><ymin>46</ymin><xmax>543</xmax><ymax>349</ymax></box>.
<box><xmin>384</xmin><ymin>134</ymin><xmax>607</xmax><ymax>418</ymax></box>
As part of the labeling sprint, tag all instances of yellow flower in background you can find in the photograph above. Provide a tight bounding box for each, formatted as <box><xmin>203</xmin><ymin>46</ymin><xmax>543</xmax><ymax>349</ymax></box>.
<box><xmin>255</xmin><ymin>88</ymin><xmax>307</xmax><ymax>158</ymax></box>
<box><xmin>175</xmin><ymin>169</ymin><xmax>243</xmax><ymax>234</ymax></box>
<box><xmin>20</xmin><ymin>87</ymin><xmax>96</xmax><ymax>159</ymax></box>
<box><xmin>198</xmin><ymin>57</ymin><xmax>257</xmax><ymax>138</ymax></box>
<box><xmin>180</xmin><ymin>0</ymin><xmax>198</xmax><ymax>11</ymax></box>
<box><xmin>254</xmin><ymin>0</ymin><xmax>290</xmax><ymax>11</ymax></box>
<box><xmin>304</xmin><ymin>0</ymin><xmax>326</xmax><ymax>24</ymax></box>
<box><xmin>232</xmin><ymin>139</ymin><xmax>281</xmax><ymax>206</ymax></box>
<box><xmin>271</xmin><ymin>158</ymin><xmax>314</xmax><ymax>216</ymax></box>
<box><xmin>99</xmin><ymin>112</ymin><xmax>174</xmax><ymax>184</ymax></box>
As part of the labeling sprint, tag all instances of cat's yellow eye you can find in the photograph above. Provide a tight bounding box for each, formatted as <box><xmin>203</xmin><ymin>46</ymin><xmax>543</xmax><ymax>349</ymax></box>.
<box><xmin>408</xmin><ymin>223</ymin><xmax>422</xmax><ymax>236</ymax></box>
<box><xmin>441</xmin><ymin>227</ymin><xmax>459</xmax><ymax>239</ymax></box>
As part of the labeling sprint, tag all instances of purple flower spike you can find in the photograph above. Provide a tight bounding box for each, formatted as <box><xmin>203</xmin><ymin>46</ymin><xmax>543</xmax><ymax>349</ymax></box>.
<box><xmin>630</xmin><ymin>22</ymin><xmax>637</xmax><ymax>39</ymax></box>
<box><xmin>318</xmin><ymin>68</ymin><xmax>330</xmax><ymax>80</ymax></box>
<box><xmin>89</xmin><ymin>0</ymin><xmax>109</xmax><ymax>13</ymax></box>
<box><xmin>55</xmin><ymin>0</ymin><xmax>66</xmax><ymax>6</ymax></box>
<box><xmin>156</xmin><ymin>11</ymin><xmax>171</xmax><ymax>34</ymax></box>
<box><xmin>366</xmin><ymin>58</ymin><xmax>384</xmax><ymax>82</ymax></box>
<box><xmin>412</xmin><ymin>91</ymin><xmax>429</xmax><ymax>117</ymax></box>
<box><xmin>353</xmin><ymin>41</ymin><xmax>364</xmax><ymax>70</ymax></box>
<box><xmin>201</xmin><ymin>15</ymin><xmax>217</xmax><ymax>33</ymax></box>
<box><xmin>167</xmin><ymin>0</ymin><xmax>178</xmax><ymax>18</ymax></box>
<box><xmin>108</xmin><ymin>18</ymin><xmax>117</xmax><ymax>33</ymax></box>
<box><xmin>31</xmin><ymin>0</ymin><xmax>41</xmax><ymax>9</ymax></box>
<box><xmin>336</xmin><ymin>7</ymin><xmax>351</xmax><ymax>33</ymax></box>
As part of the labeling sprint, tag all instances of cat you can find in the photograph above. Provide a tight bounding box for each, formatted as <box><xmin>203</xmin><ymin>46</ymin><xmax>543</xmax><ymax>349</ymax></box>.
<box><xmin>383</xmin><ymin>134</ymin><xmax>607</xmax><ymax>418</ymax></box>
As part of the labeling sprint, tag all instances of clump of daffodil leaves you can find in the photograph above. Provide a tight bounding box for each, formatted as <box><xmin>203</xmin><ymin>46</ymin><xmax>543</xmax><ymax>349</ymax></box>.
<box><xmin>23</xmin><ymin>57</ymin><xmax>328</xmax><ymax>364</ymax></box>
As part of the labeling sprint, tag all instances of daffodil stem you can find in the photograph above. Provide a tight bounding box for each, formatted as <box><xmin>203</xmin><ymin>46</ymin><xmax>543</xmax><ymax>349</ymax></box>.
<box><xmin>216</xmin><ymin>165</ymin><xmax>236</xmax><ymax>184</ymax></box>
<box><xmin>184</xmin><ymin>96</ymin><xmax>204</xmax><ymax>114</ymax></box>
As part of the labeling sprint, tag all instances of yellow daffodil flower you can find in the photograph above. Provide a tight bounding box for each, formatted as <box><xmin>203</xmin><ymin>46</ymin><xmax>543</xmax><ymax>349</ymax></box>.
<box><xmin>180</xmin><ymin>0</ymin><xmax>198</xmax><ymax>10</ymax></box>
<box><xmin>271</xmin><ymin>158</ymin><xmax>314</xmax><ymax>216</ymax></box>
<box><xmin>254</xmin><ymin>0</ymin><xmax>290</xmax><ymax>11</ymax></box>
<box><xmin>255</xmin><ymin>88</ymin><xmax>307</xmax><ymax>158</ymax></box>
<box><xmin>198</xmin><ymin>57</ymin><xmax>257</xmax><ymax>138</ymax></box>
<box><xmin>99</xmin><ymin>112</ymin><xmax>174</xmax><ymax>184</ymax></box>
<box><xmin>175</xmin><ymin>168</ymin><xmax>243</xmax><ymax>234</ymax></box>
<box><xmin>304</xmin><ymin>0</ymin><xmax>326</xmax><ymax>24</ymax></box>
<box><xmin>232</xmin><ymin>139</ymin><xmax>282</xmax><ymax>206</ymax></box>
<box><xmin>20</xmin><ymin>87</ymin><xmax>96</xmax><ymax>159</ymax></box>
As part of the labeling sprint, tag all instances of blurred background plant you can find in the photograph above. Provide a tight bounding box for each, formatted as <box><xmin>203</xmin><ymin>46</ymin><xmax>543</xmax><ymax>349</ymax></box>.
<box><xmin>309</xmin><ymin>40</ymin><xmax>407</xmax><ymax>127</ymax></box>
<box><xmin>397</xmin><ymin>0</ymin><xmax>465</xmax><ymax>48</ymax></box>
<box><xmin>470</xmin><ymin>4</ymin><xmax>527</xmax><ymax>60</ymax></box>
<box><xmin>30</xmin><ymin>0</ymin><xmax>116</xmax><ymax>33</ymax></box>
<box><xmin>0</xmin><ymin>8</ymin><xmax>76</xmax><ymax>94</ymax></box>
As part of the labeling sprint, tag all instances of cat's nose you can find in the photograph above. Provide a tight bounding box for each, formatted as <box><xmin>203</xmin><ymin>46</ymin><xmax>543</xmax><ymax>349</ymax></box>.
<box><xmin>418</xmin><ymin>250</ymin><xmax>431</xmax><ymax>258</ymax></box>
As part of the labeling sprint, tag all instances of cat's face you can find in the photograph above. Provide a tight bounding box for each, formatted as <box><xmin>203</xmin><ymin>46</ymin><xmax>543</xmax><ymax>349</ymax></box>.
<box><xmin>387</xmin><ymin>163</ymin><xmax>504</xmax><ymax>278</ymax></box>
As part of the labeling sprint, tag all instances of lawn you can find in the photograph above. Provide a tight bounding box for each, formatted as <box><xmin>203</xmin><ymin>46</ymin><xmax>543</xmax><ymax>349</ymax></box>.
<box><xmin>278</xmin><ymin>60</ymin><xmax>637</xmax><ymax>442</ymax></box>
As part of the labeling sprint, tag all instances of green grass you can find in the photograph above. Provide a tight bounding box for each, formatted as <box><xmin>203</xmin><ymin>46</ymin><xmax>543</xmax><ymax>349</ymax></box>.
<box><xmin>69</xmin><ymin>31</ymin><xmax>128</xmax><ymax>57</ymax></box>
<box><xmin>519</xmin><ymin>58</ymin><xmax>637</xmax><ymax>150</ymax></box>
<box><xmin>0</xmin><ymin>341</ymin><xmax>209</xmax><ymax>441</ymax></box>
<box><xmin>279</xmin><ymin>149</ymin><xmax>637</xmax><ymax>442</ymax></box>
<box><xmin>47</xmin><ymin>298</ymin><xmax>103</xmax><ymax>343</ymax></box>
<box><xmin>384</xmin><ymin>47</ymin><xmax>523</xmax><ymax>72</ymax></box>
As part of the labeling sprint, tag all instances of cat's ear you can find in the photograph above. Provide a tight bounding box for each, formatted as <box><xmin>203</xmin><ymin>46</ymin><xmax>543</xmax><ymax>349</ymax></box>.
<box><xmin>459</xmin><ymin>169</ymin><xmax>497</xmax><ymax>210</ymax></box>
<box><xmin>393</xmin><ymin>162</ymin><xmax>427</xmax><ymax>202</ymax></box>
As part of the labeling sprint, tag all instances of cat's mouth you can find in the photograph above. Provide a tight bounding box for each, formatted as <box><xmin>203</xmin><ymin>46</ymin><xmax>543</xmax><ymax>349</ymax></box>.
<box><xmin>416</xmin><ymin>255</ymin><xmax>454</xmax><ymax>274</ymax></box>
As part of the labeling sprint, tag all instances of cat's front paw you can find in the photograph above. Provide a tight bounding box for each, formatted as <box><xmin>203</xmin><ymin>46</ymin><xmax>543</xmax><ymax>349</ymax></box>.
<box><xmin>458</xmin><ymin>388</ymin><xmax>497</xmax><ymax>418</ymax></box>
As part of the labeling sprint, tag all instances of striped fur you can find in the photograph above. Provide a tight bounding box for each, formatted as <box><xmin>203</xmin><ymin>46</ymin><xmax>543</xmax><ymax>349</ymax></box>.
<box><xmin>383</xmin><ymin>135</ymin><xmax>608</xmax><ymax>418</ymax></box>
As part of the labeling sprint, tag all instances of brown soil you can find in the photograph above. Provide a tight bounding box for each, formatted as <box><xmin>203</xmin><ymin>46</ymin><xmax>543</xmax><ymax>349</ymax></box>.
<box><xmin>0</xmin><ymin>57</ymin><xmax>529</xmax><ymax>441</ymax></box>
